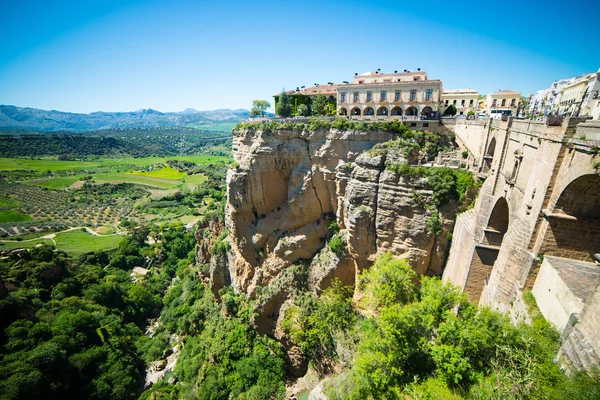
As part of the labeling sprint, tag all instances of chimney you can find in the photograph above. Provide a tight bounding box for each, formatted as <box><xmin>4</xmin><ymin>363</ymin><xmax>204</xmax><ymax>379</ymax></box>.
<box><xmin>394</xmin><ymin>70</ymin><xmax>397</xmax><ymax>73</ymax></box>
<box><xmin>355</xmin><ymin>73</ymin><xmax>358</xmax><ymax>76</ymax></box>
<box><xmin>417</xmin><ymin>68</ymin><xmax>421</xmax><ymax>71</ymax></box>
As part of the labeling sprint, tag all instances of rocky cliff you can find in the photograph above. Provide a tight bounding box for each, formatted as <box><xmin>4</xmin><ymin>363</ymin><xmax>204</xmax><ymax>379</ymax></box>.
<box><xmin>221</xmin><ymin>125</ymin><xmax>453</xmax><ymax>296</ymax></box>
<box><xmin>205</xmin><ymin>123</ymin><xmax>457</xmax><ymax>376</ymax></box>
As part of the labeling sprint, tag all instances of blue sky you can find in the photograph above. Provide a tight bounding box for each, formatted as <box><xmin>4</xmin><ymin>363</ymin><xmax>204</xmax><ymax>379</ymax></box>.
<box><xmin>1</xmin><ymin>0</ymin><xmax>598</xmax><ymax>113</ymax></box>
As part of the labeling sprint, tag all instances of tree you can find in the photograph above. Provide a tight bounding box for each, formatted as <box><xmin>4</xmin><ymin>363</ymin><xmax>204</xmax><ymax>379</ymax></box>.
<box><xmin>250</xmin><ymin>100</ymin><xmax>270</xmax><ymax>118</ymax></box>
<box><xmin>296</xmin><ymin>104</ymin><xmax>309</xmax><ymax>117</ymax></box>
<box><xmin>444</xmin><ymin>104</ymin><xmax>457</xmax><ymax>116</ymax></box>
<box><xmin>275</xmin><ymin>91</ymin><xmax>292</xmax><ymax>118</ymax></box>
<box><xmin>311</xmin><ymin>95</ymin><xmax>329</xmax><ymax>116</ymax></box>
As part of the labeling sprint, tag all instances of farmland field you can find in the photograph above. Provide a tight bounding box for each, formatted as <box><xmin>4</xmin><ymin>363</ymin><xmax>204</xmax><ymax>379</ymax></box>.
<box><xmin>53</xmin><ymin>229</ymin><xmax>123</xmax><ymax>254</ymax></box>
<box><xmin>27</xmin><ymin>176</ymin><xmax>82</xmax><ymax>189</ymax></box>
<box><xmin>0</xmin><ymin>155</ymin><xmax>231</xmax><ymax>171</ymax></box>
<box><xmin>92</xmin><ymin>173</ymin><xmax>180</xmax><ymax>188</ymax></box>
<box><xmin>0</xmin><ymin>210</ymin><xmax>32</xmax><ymax>223</ymax></box>
<box><xmin>130</xmin><ymin>166</ymin><xmax>186</xmax><ymax>180</ymax></box>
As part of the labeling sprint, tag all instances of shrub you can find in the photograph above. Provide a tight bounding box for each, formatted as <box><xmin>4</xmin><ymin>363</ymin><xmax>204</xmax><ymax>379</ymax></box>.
<box><xmin>329</xmin><ymin>233</ymin><xmax>345</xmax><ymax>254</ymax></box>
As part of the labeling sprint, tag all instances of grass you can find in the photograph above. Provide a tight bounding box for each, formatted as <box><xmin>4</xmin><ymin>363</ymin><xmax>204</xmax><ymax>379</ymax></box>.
<box><xmin>0</xmin><ymin>229</ymin><xmax>123</xmax><ymax>254</ymax></box>
<box><xmin>27</xmin><ymin>176</ymin><xmax>81</xmax><ymax>189</ymax></box>
<box><xmin>0</xmin><ymin>210</ymin><xmax>32</xmax><ymax>223</ymax></box>
<box><xmin>130</xmin><ymin>166</ymin><xmax>186</xmax><ymax>180</ymax></box>
<box><xmin>0</xmin><ymin>238</ymin><xmax>54</xmax><ymax>250</ymax></box>
<box><xmin>183</xmin><ymin>173</ymin><xmax>207</xmax><ymax>188</ymax></box>
<box><xmin>0</xmin><ymin>155</ymin><xmax>232</xmax><ymax>171</ymax></box>
<box><xmin>53</xmin><ymin>229</ymin><xmax>123</xmax><ymax>254</ymax></box>
<box><xmin>92</xmin><ymin>173</ymin><xmax>180</xmax><ymax>189</ymax></box>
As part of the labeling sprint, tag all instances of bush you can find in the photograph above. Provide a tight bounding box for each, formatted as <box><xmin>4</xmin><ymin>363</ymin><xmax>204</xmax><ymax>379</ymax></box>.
<box><xmin>329</xmin><ymin>233</ymin><xmax>345</xmax><ymax>254</ymax></box>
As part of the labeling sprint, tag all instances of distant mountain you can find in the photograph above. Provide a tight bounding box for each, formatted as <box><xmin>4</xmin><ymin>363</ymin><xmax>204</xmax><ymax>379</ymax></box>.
<box><xmin>0</xmin><ymin>105</ymin><xmax>251</xmax><ymax>132</ymax></box>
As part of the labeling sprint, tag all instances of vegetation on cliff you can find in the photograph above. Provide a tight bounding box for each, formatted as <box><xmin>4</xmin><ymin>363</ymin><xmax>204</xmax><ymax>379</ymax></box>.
<box><xmin>280</xmin><ymin>252</ymin><xmax>600</xmax><ymax>399</ymax></box>
<box><xmin>0</xmin><ymin>223</ymin><xmax>196</xmax><ymax>399</ymax></box>
<box><xmin>233</xmin><ymin>117</ymin><xmax>414</xmax><ymax>135</ymax></box>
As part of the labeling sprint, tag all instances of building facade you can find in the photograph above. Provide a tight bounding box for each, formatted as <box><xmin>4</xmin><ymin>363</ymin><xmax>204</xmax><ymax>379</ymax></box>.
<box><xmin>557</xmin><ymin>70</ymin><xmax>600</xmax><ymax>118</ymax></box>
<box><xmin>336</xmin><ymin>71</ymin><xmax>442</xmax><ymax>120</ymax></box>
<box><xmin>441</xmin><ymin>89</ymin><xmax>479</xmax><ymax>116</ymax></box>
<box><xmin>483</xmin><ymin>90</ymin><xmax>522</xmax><ymax>117</ymax></box>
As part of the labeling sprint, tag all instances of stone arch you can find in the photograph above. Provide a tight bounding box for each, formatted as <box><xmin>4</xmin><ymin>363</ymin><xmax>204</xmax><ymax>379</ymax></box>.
<box><xmin>540</xmin><ymin>174</ymin><xmax>600</xmax><ymax>262</ymax></box>
<box><xmin>350</xmin><ymin>107</ymin><xmax>361</xmax><ymax>116</ymax></box>
<box><xmin>464</xmin><ymin>196</ymin><xmax>510</xmax><ymax>301</ymax></box>
<box><xmin>364</xmin><ymin>107</ymin><xmax>374</xmax><ymax>116</ymax></box>
<box><xmin>485</xmin><ymin>197</ymin><xmax>509</xmax><ymax>246</ymax></box>
<box><xmin>391</xmin><ymin>106</ymin><xmax>402</xmax><ymax>116</ymax></box>
<box><xmin>483</xmin><ymin>137</ymin><xmax>496</xmax><ymax>173</ymax></box>
<box><xmin>376</xmin><ymin>106</ymin><xmax>388</xmax><ymax>116</ymax></box>
<box><xmin>406</xmin><ymin>106</ymin><xmax>418</xmax><ymax>116</ymax></box>
<box><xmin>421</xmin><ymin>106</ymin><xmax>433</xmax><ymax>119</ymax></box>
<box><xmin>339</xmin><ymin>107</ymin><xmax>348</xmax><ymax>116</ymax></box>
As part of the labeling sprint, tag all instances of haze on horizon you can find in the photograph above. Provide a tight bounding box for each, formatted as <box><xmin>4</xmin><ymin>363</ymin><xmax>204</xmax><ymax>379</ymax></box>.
<box><xmin>1</xmin><ymin>0</ymin><xmax>599</xmax><ymax>114</ymax></box>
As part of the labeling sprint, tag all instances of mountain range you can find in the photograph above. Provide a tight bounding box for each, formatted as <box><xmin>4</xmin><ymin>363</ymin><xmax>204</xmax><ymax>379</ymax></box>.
<box><xmin>0</xmin><ymin>105</ymin><xmax>251</xmax><ymax>132</ymax></box>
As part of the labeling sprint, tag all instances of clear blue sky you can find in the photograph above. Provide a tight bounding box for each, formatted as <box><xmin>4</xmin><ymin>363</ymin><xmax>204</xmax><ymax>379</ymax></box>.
<box><xmin>1</xmin><ymin>0</ymin><xmax>598</xmax><ymax>113</ymax></box>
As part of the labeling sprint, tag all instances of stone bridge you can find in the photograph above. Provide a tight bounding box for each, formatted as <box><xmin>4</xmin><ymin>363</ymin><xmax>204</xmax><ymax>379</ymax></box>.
<box><xmin>442</xmin><ymin>117</ymin><xmax>600</xmax><ymax>373</ymax></box>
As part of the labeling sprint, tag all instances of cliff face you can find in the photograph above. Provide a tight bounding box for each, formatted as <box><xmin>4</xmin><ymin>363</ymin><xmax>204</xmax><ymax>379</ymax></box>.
<box><xmin>223</xmin><ymin>127</ymin><xmax>452</xmax><ymax>299</ymax></box>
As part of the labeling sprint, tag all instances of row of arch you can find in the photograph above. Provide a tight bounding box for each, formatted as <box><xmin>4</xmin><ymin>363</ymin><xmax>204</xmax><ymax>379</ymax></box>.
<box><xmin>471</xmin><ymin>173</ymin><xmax>600</xmax><ymax>301</ymax></box>
<box><xmin>339</xmin><ymin>106</ymin><xmax>434</xmax><ymax>118</ymax></box>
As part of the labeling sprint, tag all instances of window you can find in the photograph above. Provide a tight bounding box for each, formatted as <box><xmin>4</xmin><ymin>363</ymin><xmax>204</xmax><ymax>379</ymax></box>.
<box><xmin>395</xmin><ymin>90</ymin><xmax>401</xmax><ymax>101</ymax></box>
<box><xmin>380</xmin><ymin>91</ymin><xmax>386</xmax><ymax>101</ymax></box>
<box><xmin>340</xmin><ymin>93</ymin><xmax>346</xmax><ymax>103</ymax></box>
<box><xmin>453</xmin><ymin>99</ymin><xmax>457</xmax><ymax>105</ymax></box>
<box><xmin>501</xmin><ymin>99</ymin><xmax>506</xmax><ymax>106</ymax></box>
<box><xmin>461</xmin><ymin>99</ymin><xmax>465</xmax><ymax>106</ymax></box>
<box><xmin>425</xmin><ymin>89</ymin><xmax>433</xmax><ymax>101</ymax></box>
<box><xmin>366</xmin><ymin>91</ymin><xmax>372</xmax><ymax>102</ymax></box>
<box><xmin>511</xmin><ymin>99</ymin><xmax>516</xmax><ymax>106</ymax></box>
<box><xmin>353</xmin><ymin>92</ymin><xmax>359</xmax><ymax>102</ymax></box>
<box><xmin>492</xmin><ymin>99</ymin><xmax>497</xmax><ymax>106</ymax></box>
<box><xmin>445</xmin><ymin>100</ymin><xmax>449</xmax><ymax>106</ymax></box>
<box><xmin>410</xmin><ymin>90</ymin><xmax>416</xmax><ymax>101</ymax></box>
<box><xmin>469</xmin><ymin>99</ymin><xmax>474</xmax><ymax>106</ymax></box>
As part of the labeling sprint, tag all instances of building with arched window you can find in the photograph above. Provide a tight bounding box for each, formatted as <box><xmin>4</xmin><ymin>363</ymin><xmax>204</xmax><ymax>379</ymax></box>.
<box><xmin>336</xmin><ymin>70</ymin><xmax>441</xmax><ymax>120</ymax></box>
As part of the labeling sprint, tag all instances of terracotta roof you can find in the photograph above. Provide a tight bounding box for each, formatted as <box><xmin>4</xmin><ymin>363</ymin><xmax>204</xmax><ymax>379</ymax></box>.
<box><xmin>274</xmin><ymin>84</ymin><xmax>340</xmax><ymax>97</ymax></box>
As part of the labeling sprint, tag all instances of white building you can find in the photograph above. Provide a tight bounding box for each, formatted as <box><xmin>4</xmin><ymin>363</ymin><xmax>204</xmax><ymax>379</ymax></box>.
<box><xmin>337</xmin><ymin>70</ymin><xmax>442</xmax><ymax>120</ymax></box>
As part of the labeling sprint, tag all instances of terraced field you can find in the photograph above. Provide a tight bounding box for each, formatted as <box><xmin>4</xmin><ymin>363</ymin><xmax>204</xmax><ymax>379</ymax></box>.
<box><xmin>0</xmin><ymin>155</ymin><xmax>231</xmax><ymax>171</ymax></box>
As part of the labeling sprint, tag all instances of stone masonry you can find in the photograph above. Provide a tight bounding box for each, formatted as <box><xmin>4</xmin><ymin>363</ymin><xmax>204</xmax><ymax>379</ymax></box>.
<box><xmin>442</xmin><ymin>117</ymin><xmax>600</xmax><ymax>373</ymax></box>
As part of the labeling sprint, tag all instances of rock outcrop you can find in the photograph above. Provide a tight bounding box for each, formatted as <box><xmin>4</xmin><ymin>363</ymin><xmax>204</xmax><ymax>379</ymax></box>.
<box><xmin>212</xmin><ymin>125</ymin><xmax>456</xmax><ymax>375</ymax></box>
<box><xmin>223</xmin><ymin>126</ymin><xmax>454</xmax><ymax>297</ymax></box>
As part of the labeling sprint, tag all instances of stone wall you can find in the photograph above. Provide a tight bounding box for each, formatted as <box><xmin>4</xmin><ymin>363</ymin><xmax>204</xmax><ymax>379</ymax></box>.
<box><xmin>443</xmin><ymin>116</ymin><xmax>600</xmax><ymax>372</ymax></box>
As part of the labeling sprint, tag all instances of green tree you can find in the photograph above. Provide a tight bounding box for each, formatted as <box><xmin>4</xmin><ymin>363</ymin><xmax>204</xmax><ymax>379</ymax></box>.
<box><xmin>311</xmin><ymin>95</ymin><xmax>329</xmax><ymax>116</ymax></box>
<box><xmin>250</xmin><ymin>100</ymin><xmax>271</xmax><ymax>118</ymax></box>
<box><xmin>444</xmin><ymin>104</ymin><xmax>458</xmax><ymax>116</ymax></box>
<box><xmin>296</xmin><ymin>104</ymin><xmax>309</xmax><ymax>117</ymax></box>
<box><xmin>275</xmin><ymin>91</ymin><xmax>292</xmax><ymax>118</ymax></box>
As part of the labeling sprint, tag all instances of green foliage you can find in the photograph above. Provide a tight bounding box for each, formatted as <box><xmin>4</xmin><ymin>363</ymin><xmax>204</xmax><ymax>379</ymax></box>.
<box><xmin>444</xmin><ymin>104</ymin><xmax>458</xmax><ymax>116</ymax></box>
<box><xmin>156</xmin><ymin>277</ymin><xmax>287</xmax><ymax>399</ymax></box>
<box><xmin>282</xmin><ymin>280</ymin><xmax>357</xmax><ymax>364</ymax></box>
<box><xmin>359</xmin><ymin>252</ymin><xmax>417</xmax><ymax>311</ymax></box>
<box><xmin>296</xmin><ymin>103</ymin><xmax>309</xmax><ymax>117</ymax></box>
<box><xmin>461</xmin><ymin>150</ymin><xmax>468</xmax><ymax>159</ymax></box>
<box><xmin>320</xmin><ymin>252</ymin><xmax>600</xmax><ymax>399</ymax></box>
<box><xmin>467</xmin><ymin>110</ymin><xmax>475</xmax><ymax>116</ymax></box>
<box><xmin>0</xmin><ymin>223</ymin><xmax>197</xmax><ymax>400</ymax></box>
<box><xmin>275</xmin><ymin>91</ymin><xmax>292</xmax><ymax>118</ymax></box>
<box><xmin>329</xmin><ymin>232</ymin><xmax>345</xmax><ymax>254</ymax></box>
<box><xmin>310</xmin><ymin>95</ymin><xmax>330</xmax><ymax>116</ymax></box>
<box><xmin>249</xmin><ymin>100</ymin><xmax>270</xmax><ymax>118</ymax></box>
<box><xmin>427</xmin><ymin>211</ymin><xmax>443</xmax><ymax>235</ymax></box>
